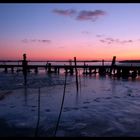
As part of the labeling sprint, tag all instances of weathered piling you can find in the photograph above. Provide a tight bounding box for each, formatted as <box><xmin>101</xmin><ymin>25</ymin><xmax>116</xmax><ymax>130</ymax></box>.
<box><xmin>99</xmin><ymin>67</ymin><xmax>106</xmax><ymax>76</ymax></box>
<box><xmin>11</xmin><ymin>67</ymin><xmax>14</xmax><ymax>73</ymax></box>
<box><xmin>69</xmin><ymin>59</ymin><xmax>72</xmax><ymax>66</ymax></box>
<box><xmin>138</xmin><ymin>69</ymin><xmax>140</xmax><ymax>75</ymax></box>
<box><xmin>74</xmin><ymin>57</ymin><xmax>79</xmax><ymax>93</ymax></box>
<box><xmin>22</xmin><ymin>53</ymin><xmax>28</xmax><ymax>85</ymax></box>
<box><xmin>110</xmin><ymin>56</ymin><xmax>116</xmax><ymax>75</ymax></box>
<box><xmin>47</xmin><ymin>63</ymin><xmax>52</xmax><ymax>73</ymax></box>
<box><xmin>83</xmin><ymin>62</ymin><xmax>86</xmax><ymax>74</ymax></box>
<box><xmin>121</xmin><ymin>67</ymin><xmax>130</xmax><ymax>78</ymax></box>
<box><xmin>116</xmin><ymin>67</ymin><xmax>121</xmax><ymax>78</ymax></box>
<box><xmin>89</xmin><ymin>67</ymin><xmax>92</xmax><ymax>75</ymax></box>
<box><xmin>35</xmin><ymin>67</ymin><xmax>38</xmax><ymax>74</ymax></box>
<box><xmin>4</xmin><ymin>67</ymin><xmax>7</xmax><ymax>73</ymax></box>
<box><xmin>102</xmin><ymin>59</ymin><xmax>104</xmax><ymax>66</ymax></box>
<box><xmin>78</xmin><ymin>69</ymin><xmax>82</xmax><ymax>92</ymax></box>
<box><xmin>131</xmin><ymin>70</ymin><xmax>137</xmax><ymax>79</ymax></box>
<box><xmin>99</xmin><ymin>59</ymin><xmax>105</xmax><ymax>76</ymax></box>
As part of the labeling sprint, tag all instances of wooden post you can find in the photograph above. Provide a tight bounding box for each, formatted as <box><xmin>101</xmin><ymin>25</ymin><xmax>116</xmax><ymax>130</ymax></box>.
<box><xmin>89</xmin><ymin>67</ymin><xmax>92</xmax><ymax>75</ymax></box>
<box><xmin>35</xmin><ymin>67</ymin><xmax>38</xmax><ymax>74</ymax></box>
<box><xmin>57</xmin><ymin>68</ymin><xmax>60</xmax><ymax>74</ymax></box>
<box><xmin>48</xmin><ymin>63</ymin><xmax>51</xmax><ymax>73</ymax></box>
<box><xmin>4</xmin><ymin>67</ymin><xmax>8</xmax><ymax>73</ymax></box>
<box><xmin>22</xmin><ymin>53</ymin><xmax>28</xmax><ymax>85</ymax></box>
<box><xmin>102</xmin><ymin>59</ymin><xmax>104</xmax><ymax>66</ymax></box>
<box><xmin>110</xmin><ymin>56</ymin><xmax>116</xmax><ymax>75</ymax></box>
<box><xmin>11</xmin><ymin>67</ymin><xmax>14</xmax><ymax>73</ymax></box>
<box><xmin>69</xmin><ymin>59</ymin><xmax>72</xmax><ymax>66</ymax></box>
<box><xmin>83</xmin><ymin>62</ymin><xmax>86</xmax><ymax>74</ymax></box>
<box><xmin>54</xmin><ymin>67</ymin><xmax>57</xmax><ymax>73</ymax></box>
<box><xmin>74</xmin><ymin>57</ymin><xmax>79</xmax><ymax>93</ymax></box>
<box><xmin>70</xmin><ymin>67</ymin><xmax>74</xmax><ymax>75</ymax></box>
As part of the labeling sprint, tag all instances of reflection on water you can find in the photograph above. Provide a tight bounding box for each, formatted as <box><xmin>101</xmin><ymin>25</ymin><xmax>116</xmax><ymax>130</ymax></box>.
<box><xmin>24</xmin><ymin>86</ymin><xmax>27</xmax><ymax>106</ymax></box>
<box><xmin>0</xmin><ymin>70</ymin><xmax>140</xmax><ymax>136</ymax></box>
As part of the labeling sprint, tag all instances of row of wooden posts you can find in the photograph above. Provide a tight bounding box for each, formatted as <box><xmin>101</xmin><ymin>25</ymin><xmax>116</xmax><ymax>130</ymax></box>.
<box><xmin>21</xmin><ymin>54</ymin><xmax>80</xmax><ymax>88</ymax></box>
<box><xmin>1</xmin><ymin>54</ymin><xmax>139</xmax><ymax>85</ymax></box>
<box><xmin>1</xmin><ymin>54</ymin><xmax>139</xmax><ymax>77</ymax></box>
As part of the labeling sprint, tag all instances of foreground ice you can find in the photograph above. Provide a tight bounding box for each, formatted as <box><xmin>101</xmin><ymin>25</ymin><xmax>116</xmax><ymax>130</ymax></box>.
<box><xmin>0</xmin><ymin>72</ymin><xmax>140</xmax><ymax>137</ymax></box>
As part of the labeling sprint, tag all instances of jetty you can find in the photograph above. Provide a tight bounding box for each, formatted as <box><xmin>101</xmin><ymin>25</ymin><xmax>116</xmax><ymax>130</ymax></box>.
<box><xmin>0</xmin><ymin>54</ymin><xmax>140</xmax><ymax>79</ymax></box>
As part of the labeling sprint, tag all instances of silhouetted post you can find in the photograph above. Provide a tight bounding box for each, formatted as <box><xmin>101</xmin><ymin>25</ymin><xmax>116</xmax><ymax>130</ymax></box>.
<box><xmin>116</xmin><ymin>67</ymin><xmax>121</xmax><ymax>78</ymax></box>
<box><xmin>4</xmin><ymin>67</ymin><xmax>8</xmax><ymax>73</ymax></box>
<box><xmin>35</xmin><ymin>67</ymin><xmax>38</xmax><ymax>74</ymax></box>
<box><xmin>11</xmin><ymin>67</ymin><xmax>14</xmax><ymax>73</ymax></box>
<box><xmin>102</xmin><ymin>59</ymin><xmax>104</xmax><ymax>66</ymax></box>
<box><xmin>69</xmin><ymin>59</ymin><xmax>72</xmax><ymax>66</ymax></box>
<box><xmin>89</xmin><ymin>67</ymin><xmax>92</xmax><ymax>75</ymax></box>
<box><xmin>22</xmin><ymin>53</ymin><xmax>28</xmax><ymax>85</ymax></box>
<box><xmin>138</xmin><ymin>69</ymin><xmax>140</xmax><ymax>75</ymax></box>
<box><xmin>110</xmin><ymin>56</ymin><xmax>116</xmax><ymax>75</ymax></box>
<box><xmin>83</xmin><ymin>62</ymin><xmax>86</xmax><ymax>74</ymax></box>
<box><xmin>122</xmin><ymin>68</ymin><xmax>129</xmax><ymax>79</ymax></box>
<box><xmin>48</xmin><ymin>63</ymin><xmax>51</xmax><ymax>73</ymax></box>
<box><xmin>74</xmin><ymin>57</ymin><xmax>79</xmax><ymax>93</ymax></box>
<box><xmin>69</xmin><ymin>59</ymin><xmax>73</xmax><ymax>75</ymax></box>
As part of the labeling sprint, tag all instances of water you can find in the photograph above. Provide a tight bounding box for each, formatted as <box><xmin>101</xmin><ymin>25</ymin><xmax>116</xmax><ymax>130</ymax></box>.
<box><xmin>0</xmin><ymin>64</ymin><xmax>140</xmax><ymax>136</ymax></box>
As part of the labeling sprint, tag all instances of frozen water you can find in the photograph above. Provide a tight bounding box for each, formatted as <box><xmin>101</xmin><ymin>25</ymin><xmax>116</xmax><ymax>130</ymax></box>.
<box><xmin>0</xmin><ymin>71</ymin><xmax>140</xmax><ymax>136</ymax></box>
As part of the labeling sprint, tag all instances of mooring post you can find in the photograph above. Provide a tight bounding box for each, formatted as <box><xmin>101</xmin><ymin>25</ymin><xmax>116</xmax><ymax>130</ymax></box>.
<box><xmin>102</xmin><ymin>59</ymin><xmax>104</xmax><ymax>66</ymax></box>
<box><xmin>48</xmin><ymin>63</ymin><xmax>51</xmax><ymax>73</ymax></box>
<box><xmin>11</xmin><ymin>67</ymin><xmax>14</xmax><ymax>73</ymax></box>
<box><xmin>22</xmin><ymin>53</ymin><xmax>28</xmax><ymax>85</ymax></box>
<box><xmin>4</xmin><ymin>67</ymin><xmax>8</xmax><ymax>73</ymax></box>
<box><xmin>110</xmin><ymin>56</ymin><xmax>116</xmax><ymax>75</ymax></box>
<box><xmin>69</xmin><ymin>59</ymin><xmax>72</xmax><ymax>66</ymax></box>
<box><xmin>74</xmin><ymin>57</ymin><xmax>79</xmax><ymax>93</ymax></box>
<box><xmin>35</xmin><ymin>67</ymin><xmax>38</xmax><ymax>74</ymax></box>
<box><xmin>83</xmin><ymin>62</ymin><xmax>86</xmax><ymax>74</ymax></box>
<box><xmin>69</xmin><ymin>59</ymin><xmax>73</xmax><ymax>75</ymax></box>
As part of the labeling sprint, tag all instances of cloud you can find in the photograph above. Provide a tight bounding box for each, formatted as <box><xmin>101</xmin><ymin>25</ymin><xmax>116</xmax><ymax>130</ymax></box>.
<box><xmin>96</xmin><ymin>34</ymin><xmax>105</xmax><ymax>38</ymax></box>
<box><xmin>97</xmin><ymin>35</ymin><xmax>134</xmax><ymax>45</ymax></box>
<box><xmin>81</xmin><ymin>31</ymin><xmax>90</xmax><ymax>34</ymax></box>
<box><xmin>39</xmin><ymin>40</ymin><xmax>51</xmax><ymax>43</ymax></box>
<box><xmin>53</xmin><ymin>9</ymin><xmax>76</xmax><ymax>17</ymax></box>
<box><xmin>76</xmin><ymin>10</ymin><xmax>106</xmax><ymax>21</ymax></box>
<box><xmin>21</xmin><ymin>39</ymin><xmax>51</xmax><ymax>43</ymax></box>
<box><xmin>105</xmin><ymin>38</ymin><xmax>114</xmax><ymax>42</ymax></box>
<box><xmin>100</xmin><ymin>40</ymin><xmax>106</xmax><ymax>43</ymax></box>
<box><xmin>128</xmin><ymin>40</ymin><xmax>133</xmax><ymax>43</ymax></box>
<box><xmin>52</xmin><ymin>9</ymin><xmax>106</xmax><ymax>22</ymax></box>
<box><xmin>58</xmin><ymin>46</ymin><xmax>65</xmax><ymax>49</ymax></box>
<box><xmin>21</xmin><ymin>39</ymin><xmax>28</xmax><ymax>43</ymax></box>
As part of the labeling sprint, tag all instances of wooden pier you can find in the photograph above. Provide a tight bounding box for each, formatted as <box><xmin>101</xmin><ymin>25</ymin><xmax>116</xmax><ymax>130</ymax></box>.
<box><xmin>0</xmin><ymin>54</ymin><xmax>140</xmax><ymax>79</ymax></box>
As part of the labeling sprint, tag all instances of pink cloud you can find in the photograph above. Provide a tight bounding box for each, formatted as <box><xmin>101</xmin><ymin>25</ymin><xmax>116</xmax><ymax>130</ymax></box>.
<box><xmin>53</xmin><ymin>9</ymin><xmax>76</xmax><ymax>17</ymax></box>
<box><xmin>21</xmin><ymin>39</ymin><xmax>51</xmax><ymax>43</ymax></box>
<box><xmin>100</xmin><ymin>40</ymin><xmax>106</xmax><ymax>43</ymax></box>
<box><xmin>81</xmin><ymin>31</ymin><xmax>90</xmax><ymax>34</ymax></box>
<box><xmin>76</xmin><ymin>10</ymin><xmax>106</xmax><ymax>21</ymax></box>
<box><xmin>96</xmin><ymin>34</ymin><xmax>105</xmax><ymax>37</ymax></box>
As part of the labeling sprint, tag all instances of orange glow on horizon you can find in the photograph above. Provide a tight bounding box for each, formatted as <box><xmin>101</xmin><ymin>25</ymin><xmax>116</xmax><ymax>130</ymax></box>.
<box><xmin>1</xmin><ymin>39</ymin><xmax>140</xmax><ymax>61</ymax></box>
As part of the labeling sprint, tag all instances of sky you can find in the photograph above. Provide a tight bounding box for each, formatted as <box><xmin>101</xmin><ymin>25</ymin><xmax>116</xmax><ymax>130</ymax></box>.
<box><xmin>1</xmin><ymin>3</ymin><xmax>140</xmax><ymax>60</ymax></box>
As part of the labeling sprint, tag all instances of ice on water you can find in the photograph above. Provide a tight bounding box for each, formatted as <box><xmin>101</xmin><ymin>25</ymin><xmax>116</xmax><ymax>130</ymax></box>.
<box><xmin>0</xmin><ymin>70</ymin><xmax>140</xmax><ymax>136</ymax></box>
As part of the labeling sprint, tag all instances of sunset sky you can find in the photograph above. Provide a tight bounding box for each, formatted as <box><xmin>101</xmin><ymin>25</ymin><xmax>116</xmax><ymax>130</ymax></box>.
<box><xmin>1</xmin><ymin>3</ymin><xmax>140</xmax><ymax>60</ymax></box>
